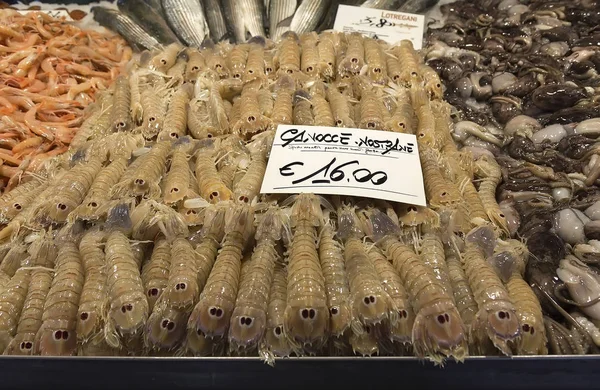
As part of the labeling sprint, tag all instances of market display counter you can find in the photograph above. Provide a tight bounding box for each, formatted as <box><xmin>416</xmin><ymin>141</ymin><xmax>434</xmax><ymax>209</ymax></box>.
<box><xmin>1</xmin><ymin>356</ymin><xmax>599</xmax><ymax>390</ymax></box>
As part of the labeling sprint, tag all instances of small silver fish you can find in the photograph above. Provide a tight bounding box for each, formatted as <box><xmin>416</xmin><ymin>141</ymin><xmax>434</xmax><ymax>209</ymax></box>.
<box><xmin>269</xmin><ymin>0</ymin><xmax>297</xmax><ymax>40</ymax></box>
<box><xmin>224</xmin><ymin>0</ymin><xmax>266</xmax><ymax>43</ymax></box>
<box><xmin>204</xmin><ymin>0</ymin><xmax>229</xmax><ymax>42</ymax></box>
<box><xmin>398</xmin><ymin>0</ymin><xmax>440</xmax><ymax>13</ymax></box>
<box><xmin>281</xmin><ymin>0</ymin><xmax>330</xmax><ymax>36</ymax></box>
<box><xmin>117</xmin><ymin>0</ymin><xmax>181</xmax><ymax>45</ymax></box>
<box><xmin>161</xmin><ymin>0</ymin><xmax>210</xmax><ymax>47</ymax></box>
<box><xmin>92</xmin><ymin>7</ymin><xmax>162</xmax><ymax>51</ymax></box>
<box><xmin>360</xmin><ymin>0</ymin><xmax>403</xmax><ymax>9</ymax></box>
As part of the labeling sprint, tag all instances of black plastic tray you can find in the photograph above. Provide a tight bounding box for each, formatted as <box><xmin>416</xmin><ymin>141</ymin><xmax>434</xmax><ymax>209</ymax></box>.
<box><xmin>2</xmin><ymin>356</ymin><xmax>599</xmax><ymax>390</ymax></box>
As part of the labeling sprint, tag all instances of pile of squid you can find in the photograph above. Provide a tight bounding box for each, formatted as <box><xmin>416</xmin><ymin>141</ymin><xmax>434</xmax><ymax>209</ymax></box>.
<box><xmin>0</xmin><ymin>10</ymin><xmax>130</xmax><ymax>191</ymax></box>
<box><xmin>424</xmin><ymin>0</ymin><xmax>600</xmax><ymax>354</ymax></box>
<box><xmin>0</xmin><ymin>29</ymin><xmax>576</xmax><ymax>364</ymax></box>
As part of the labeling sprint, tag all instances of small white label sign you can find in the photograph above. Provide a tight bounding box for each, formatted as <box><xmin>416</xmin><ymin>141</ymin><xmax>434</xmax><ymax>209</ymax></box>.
<box><xmin>260</xmin><ymin>125</ymin><xmax>426</xmax><ymax>206</ymax></box>
<box><xmin>333</xmin><ymin>4</ymin><xmax>425</xmax><ymax>49</ymax></box>
<box><xmin>18</xmin><ymin>10</ymin><xmax>73</xmax><ymax>21</ymax></box>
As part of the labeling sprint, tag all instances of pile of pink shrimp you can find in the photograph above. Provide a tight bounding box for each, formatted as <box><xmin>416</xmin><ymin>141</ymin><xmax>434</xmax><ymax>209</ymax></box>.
<box><xmin>0</xmin><ymin>9</ymin><xmax>130</xmax><ymax>190</ymax></box>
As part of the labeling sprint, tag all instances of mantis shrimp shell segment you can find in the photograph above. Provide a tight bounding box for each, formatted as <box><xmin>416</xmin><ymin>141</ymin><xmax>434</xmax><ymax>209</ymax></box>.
<box><xmin>284</xmin><ymin>194</ymin><xmax>330</xmax><ymax>349</ymax></box>
<box><xmin>229</xmin><ymin>208</ymin><xmax>282</xmax><ymax>351</ymax></box>
<box><xmin>35</xmin><ymin>242</ymin><xmax>84</xmax><ymax>356</ymax></box>
<box><xmin>363</xmin><ymin>209</ymin><xmax>467</xmax><ymax>364</ymax></box>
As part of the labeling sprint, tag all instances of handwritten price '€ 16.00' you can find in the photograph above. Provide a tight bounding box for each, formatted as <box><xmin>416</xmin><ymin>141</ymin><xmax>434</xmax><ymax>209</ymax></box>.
<box><xmin>279</xmin><ymin>157</ymin><xmax>388</xmax><ymax>186</ymax></box>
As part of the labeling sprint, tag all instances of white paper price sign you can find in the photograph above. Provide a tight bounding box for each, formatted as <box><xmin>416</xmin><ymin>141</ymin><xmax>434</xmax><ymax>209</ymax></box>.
<box><xmin>333</xmin><ymin>4</ymin><xmax>425</xmax><ymax>49</ymax></box>
<box><xmin>260</xmin><ymin>125</ymin><xmax>426</xmax><ymax>206</ymax></box>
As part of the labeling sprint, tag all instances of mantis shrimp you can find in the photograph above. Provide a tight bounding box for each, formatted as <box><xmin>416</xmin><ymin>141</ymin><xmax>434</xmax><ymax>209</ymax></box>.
<box><xmin>362</xmin><ymin>208</ymin><xmax>467</xmax><ymax>364</ymax></box>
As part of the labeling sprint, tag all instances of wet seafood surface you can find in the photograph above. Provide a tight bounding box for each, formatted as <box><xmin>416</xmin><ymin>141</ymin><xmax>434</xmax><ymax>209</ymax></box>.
<box><xmin>0</xmin><ymin>0</ymin><xmax>598</xmax><ymax>364</ymax></box>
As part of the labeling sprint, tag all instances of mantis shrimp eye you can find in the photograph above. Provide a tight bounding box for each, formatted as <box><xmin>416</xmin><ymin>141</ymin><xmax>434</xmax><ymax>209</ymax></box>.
<box><xmin>335</xmin><ymin>119</ymin><xmax>343</xmax><ymax>126</ymax></box>
<box><xmin>436</xmin><ymin>83</ymin><xmax>441</xmax><ymax>88</ymax></box>
<box><xmin>308</xmin><ymin>309</ymin><xmax>316</xmax><ymax>319</ymax></box>
<box><xmin>240</xmin><ymin>316</ymin><xmax>253</xmax><ymax>326</ymax></box>
<box><xmin>54</xmin><ymin>330</ymin><xmax>62</xmax><ymax>340</ymax></box>
<box><xmin>148</xmin><ymin>288</ymin><xmax>159</xmax><ymax>296</ymax></box>
<box><xmin>330</xmin><ymin>307</ymin><xmax>339</xmax><ymax>315</ymax></box>
<box><xmin>80</xmin><ymin>312</ymin><xmax>89</xmax><ymax>320</ymax></box>
<box><xmin>161</xmin><ymin>320</ymin><xmax>175</xmax><ymax>331</ymax></box>
<box><xmin>175</xmin><ymin>282</ymin><xmax>187</xmax><ymax>291</ymax></box>
<box><xmin>233</xmin><ymin>73</ymin><xmax>241</xmax><ymax>79</ymax></box>
<box><xmin>411</xmin><ymin>71</ymin><xmax>418</xmax><ymax>76</ymax></box>
<box><xmin>209</xmin><ymin>307</ymin><xmax>223</xmax><ymax>318</ymax></box>
<box><xmin>374</xmin><ymin>67</ymin><xmax>381</xmax><ymax>73</ymax></box>
<box><xmin>192</xmin><ymin>66</ymin><xmax>199</xmax><ymax>72</ymax></box>
<box><xmin>247</xmin><ymin>115</ymin><xmax>256</xmax><ymax>122</ymax></box>
<box><xmin>274</xmin><ymin>326</ymin><xmax>282</xmax><ymax>336</ymax></box>
<box><xmin>62</xmin><ymin>331</ymin><xmax>69</xmax><ymax>340</ymax></box>
<box><xmin>57</xmin><ymin>203</ymin><xmax>67</xmax><ymax>210</ymax></box>
<box><xmin>170</xmin><ymin>187</ymin><xmax>180</xmax><ymax>193</ymax></box>
<box><xmin>399</xmin><ymin>310</ymin><xmax>408</xmax><ymax>318</ymax></box>
<box><xmin>351</xmin><ymin>57</ymin><xmax>358</xmax><ymax>63</ymax></box>
<box><xmin>88</xmin><ymin>201</ymin><xmax>98</xmax><ymax>208</ymax></box>
<box><xmin>301</xmin><ymin>309</ymin><xmax>309</xmax><ymax>319</ymax></box>
<box><xmin>407</xmin><ymin>206</ymin><xmax>417</xmax><ymax>212</ymax></box>
<box><xmin>248</xmin><ymin>69</ymin><xmax>254</xmax><ymax>74</ymax></box>
<box><xmin>170</xmin><ymin>132</ymin><xmax>179</xmax><ymax>139</ymax></box>
<box><xmin>367</xmin><ymin>122</ymin><xmax>376</xmax><ymax>128</ymax></box>
<box><xmin>286</xmin><ymin>69</ymin><xmax>293</xmax><ymax>74</ymax></box>
<box><xmin>266</xmin><ymin>67</ymin><xmax>273</xmax><ymax>72</ymax></box>
<box><xmin>498</xmin><ymin>311</ymin><xmax>509</xmax><ymax>319</ymax></box>
<box><xmin>306</xmin><ymin>66</ymin><xmax>313</xmax><ymax>72</ymax></box>
<box><xmin>134</xmin><ymin>178</ymin><xmax>145</xmax><ymax>186</ymax></box>
<box><xmin>13</xmin><ymin>203</ymin><xmax>21</xmax><ymax>210</ymax></box>
<box><xmin>363</xmin><ymin>296</ymin><xmax>376</xmax><ymax>305</ymax></box>
<box><xmin>160</xmin><ymin>59</ymin><xmax>167</xmax><ymax>65</ymax></box>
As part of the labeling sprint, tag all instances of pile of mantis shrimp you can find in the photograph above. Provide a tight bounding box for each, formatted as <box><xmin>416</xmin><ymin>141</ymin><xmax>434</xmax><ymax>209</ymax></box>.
<box><xmin>0</xmin><ymin>28</ymin><xmax>591</xmax><ymax>364</ymax></box>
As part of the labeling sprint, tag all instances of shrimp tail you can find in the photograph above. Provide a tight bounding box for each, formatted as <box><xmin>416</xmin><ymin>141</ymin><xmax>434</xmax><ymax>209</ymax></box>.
<box><xmin>336</xmin><ymin>206</ymin><xmax>363</xmax><ymax>241</ymax></box>
<box><xmin>106</xmin><ymin>203</ymin><xmax>133</xmax><ymax>235</ymax></box>
<box><xmin>363</xmin><ymin>209</ymin><xmax>400</xmax><ymax>242</ymax></box>
<box><xmin>173</xmin><ymin>135</ymin><xmax>194</xmax><ymax>151</ymax></box>
<box><xmin>465</xmin><ymin>225</ymin><xmax>496</xmax><ymax>258</ymax></box>
<box><xmin>488</xmin><ymin>251</ymin><xmax>518</xmax><ymax>284</ymax></box>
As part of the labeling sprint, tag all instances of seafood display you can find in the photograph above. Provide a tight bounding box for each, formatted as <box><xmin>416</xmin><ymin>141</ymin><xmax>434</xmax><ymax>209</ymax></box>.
<box><xmin>0</xmin><ymin>0</ymin><xmax>598</xmax><ymax>366</ymax></box>
<box><xmin>92</xmin><ymin>0</ymin><xmax>442</xmax><ymax>47</ymax></box>
<box><xmin>0</xmin><ymin>10</ymin><xmax>130</xmax><ymax>189</ymax></box>
<box><xmin>423</xmin><ymin>0</ymin><xmax>600</xmax><ymax>356</ymax></box>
